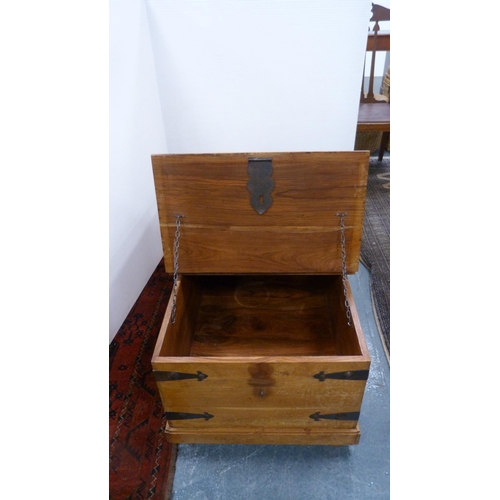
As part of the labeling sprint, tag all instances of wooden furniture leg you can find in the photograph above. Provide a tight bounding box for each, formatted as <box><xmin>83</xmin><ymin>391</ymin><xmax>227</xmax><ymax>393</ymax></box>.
<box><xmin>378</xmin><ymin>131</ymin><xmax>389</xmax><ymax>161</ymax></box>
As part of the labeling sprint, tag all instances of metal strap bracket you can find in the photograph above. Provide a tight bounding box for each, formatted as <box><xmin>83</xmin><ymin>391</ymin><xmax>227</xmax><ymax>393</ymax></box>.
<box><xmin>310</xmin><ymin>411</ymin><xmax>360</xmax><ymax>421</ymax></box>
<box><xmin>313</xmin><ymin>370</ymin><xmax>369</xmax><ymax>382</ymax></box>
<box><xmin>165</xmin><ymin>411</ymin><xmax>214</xmax><ymax>421</ymax></box>
<box><xmin>154</xmin><ymin>370</ymin><xmax>208</xmax><ymax>382</ymax></box>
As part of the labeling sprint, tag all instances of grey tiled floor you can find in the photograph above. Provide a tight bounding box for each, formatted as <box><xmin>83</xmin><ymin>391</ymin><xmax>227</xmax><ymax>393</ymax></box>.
<box><xmin>170</xmin><ymin>263</ymin><xmax>390</xmax><ymax>500</ymax></box>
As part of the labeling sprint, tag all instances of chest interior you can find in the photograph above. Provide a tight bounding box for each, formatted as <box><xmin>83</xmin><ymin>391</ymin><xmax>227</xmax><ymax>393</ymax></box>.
<box><xmin>158</xmin><ymin>274</ymin><xmax>363</xmax><ymax>359</ymax></box>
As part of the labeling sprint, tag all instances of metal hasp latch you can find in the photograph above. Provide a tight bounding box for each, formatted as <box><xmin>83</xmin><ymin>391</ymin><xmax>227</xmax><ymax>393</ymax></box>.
<box><xmin>247</xmin><ymin>158</ymin><xmax>274</xmax><ymax>214</ymax></box>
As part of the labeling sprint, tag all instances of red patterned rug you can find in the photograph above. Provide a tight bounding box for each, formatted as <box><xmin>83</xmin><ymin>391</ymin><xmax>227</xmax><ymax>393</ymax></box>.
<box><xmin>109</xmin><ymin>260</ymin><xmax>177</xmax><ymax>499</ymax></box>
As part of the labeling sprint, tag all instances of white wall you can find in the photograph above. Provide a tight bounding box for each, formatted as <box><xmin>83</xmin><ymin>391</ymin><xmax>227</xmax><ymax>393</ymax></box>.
<box><xmin>147</xmin><ymin>0</ymin><xmax>372</xmax><ymax>153</ymax></box>
<box><xmin>109</xmin><ymin>0</ymin><xmax>167</xmax><ymax>342</ymax></box>
<box><xmin>109</xmin><ymin>0</ymin><xmax>374</xmax><ymax>342</ymax></box>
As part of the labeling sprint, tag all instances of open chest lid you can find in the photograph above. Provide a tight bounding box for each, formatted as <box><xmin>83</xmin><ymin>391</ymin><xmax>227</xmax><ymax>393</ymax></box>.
<box><xmin>152</xmin><ymin>151</ymin><xmax>369</xmax><ymax>275</ymax></box>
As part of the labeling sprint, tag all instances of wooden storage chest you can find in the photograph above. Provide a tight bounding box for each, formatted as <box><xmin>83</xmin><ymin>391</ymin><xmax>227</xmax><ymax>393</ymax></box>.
<box><xmin>151</xmin><ymin>151</ymin><xmax>371</xmax><ymax>445</ymax></box>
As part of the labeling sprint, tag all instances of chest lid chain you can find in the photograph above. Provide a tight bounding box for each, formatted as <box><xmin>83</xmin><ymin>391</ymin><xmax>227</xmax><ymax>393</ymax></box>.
<box><xmin>336</xmin><ymin>212</ymin><xmax>352</xmax><ymax>327</ymax></box>
<box><xmin>171</xmin><ymin>213</ymin><xmax>185</xmax><ymax>324</ymax></box>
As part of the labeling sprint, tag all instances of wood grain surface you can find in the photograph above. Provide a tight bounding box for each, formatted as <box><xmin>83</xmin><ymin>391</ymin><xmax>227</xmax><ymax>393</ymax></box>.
<box><xmin>164</xmin><ymin>425</ymin><xmax>361</xmax><ymax>445</ymax></box>
<box><xmin>152</xmin><ymin>152</ymin><xmax>369</xmax><ymax>274</ymax></box>
<box><xmin>151</xmin><ymin>274</ymin><xmax>370</xmax><ymax>443</ymax></box>
<box><xmin>154</xmin><ymin>275</ymin><xmax>368</xmax><ymax>358</ymax></box>
<box><xmin>150</xmin><ymin>152</ymin><xmax>371</xmax><ymax>445</ymax></box>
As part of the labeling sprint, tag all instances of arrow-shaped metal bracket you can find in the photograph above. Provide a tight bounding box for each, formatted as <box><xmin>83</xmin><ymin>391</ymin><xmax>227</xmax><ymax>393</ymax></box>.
<box><xmin>165</xmin><ymin>412</ymin><xmax>214</xmax><ymax>421</ymax></box>
<box><xmin>313</xmin><ymin>370</ymin><xmax>369</xmax><ymax>382</ymax></box>
<box><xmin>154</xmin><ymin>370</ymin><xmax>208</xmax><ymax>382</ymax></box>
<box><xmin>309</xmin><ymin>411</ymin><xmax>360</xmax><ymax>421</ymax></box>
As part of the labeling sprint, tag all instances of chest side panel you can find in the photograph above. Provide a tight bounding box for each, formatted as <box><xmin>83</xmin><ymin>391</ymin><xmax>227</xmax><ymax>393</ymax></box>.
<box><xmin>152</xmin><ymin>151</ymin><xmax>369</xmax><ymax>274</ymax></box>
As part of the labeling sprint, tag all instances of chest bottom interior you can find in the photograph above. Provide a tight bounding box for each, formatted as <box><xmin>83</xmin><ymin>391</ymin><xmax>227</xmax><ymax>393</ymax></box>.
<box><xmin>160</xmin><ymin>274</ymin><xmax>363</xmax><ymax>358</ymax></box>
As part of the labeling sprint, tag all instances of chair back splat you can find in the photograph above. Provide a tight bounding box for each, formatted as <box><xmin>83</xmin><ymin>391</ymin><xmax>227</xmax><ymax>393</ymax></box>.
<box><xmin>361</xmin><ymin>3</ymin><xmax>390</xmax><ymax>103</ymax></box>
<box><xmin>356</xmin><ymin>3</ymin><xmax>390</xmax><ymax>161</ymax></box>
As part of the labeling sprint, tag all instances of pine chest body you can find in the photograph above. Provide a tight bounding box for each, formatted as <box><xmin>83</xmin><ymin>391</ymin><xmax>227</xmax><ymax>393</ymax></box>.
<box><xmin>151</xmin><ymin>151</ymin><xmax>371</xmax><ymax>445</ymax></box>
